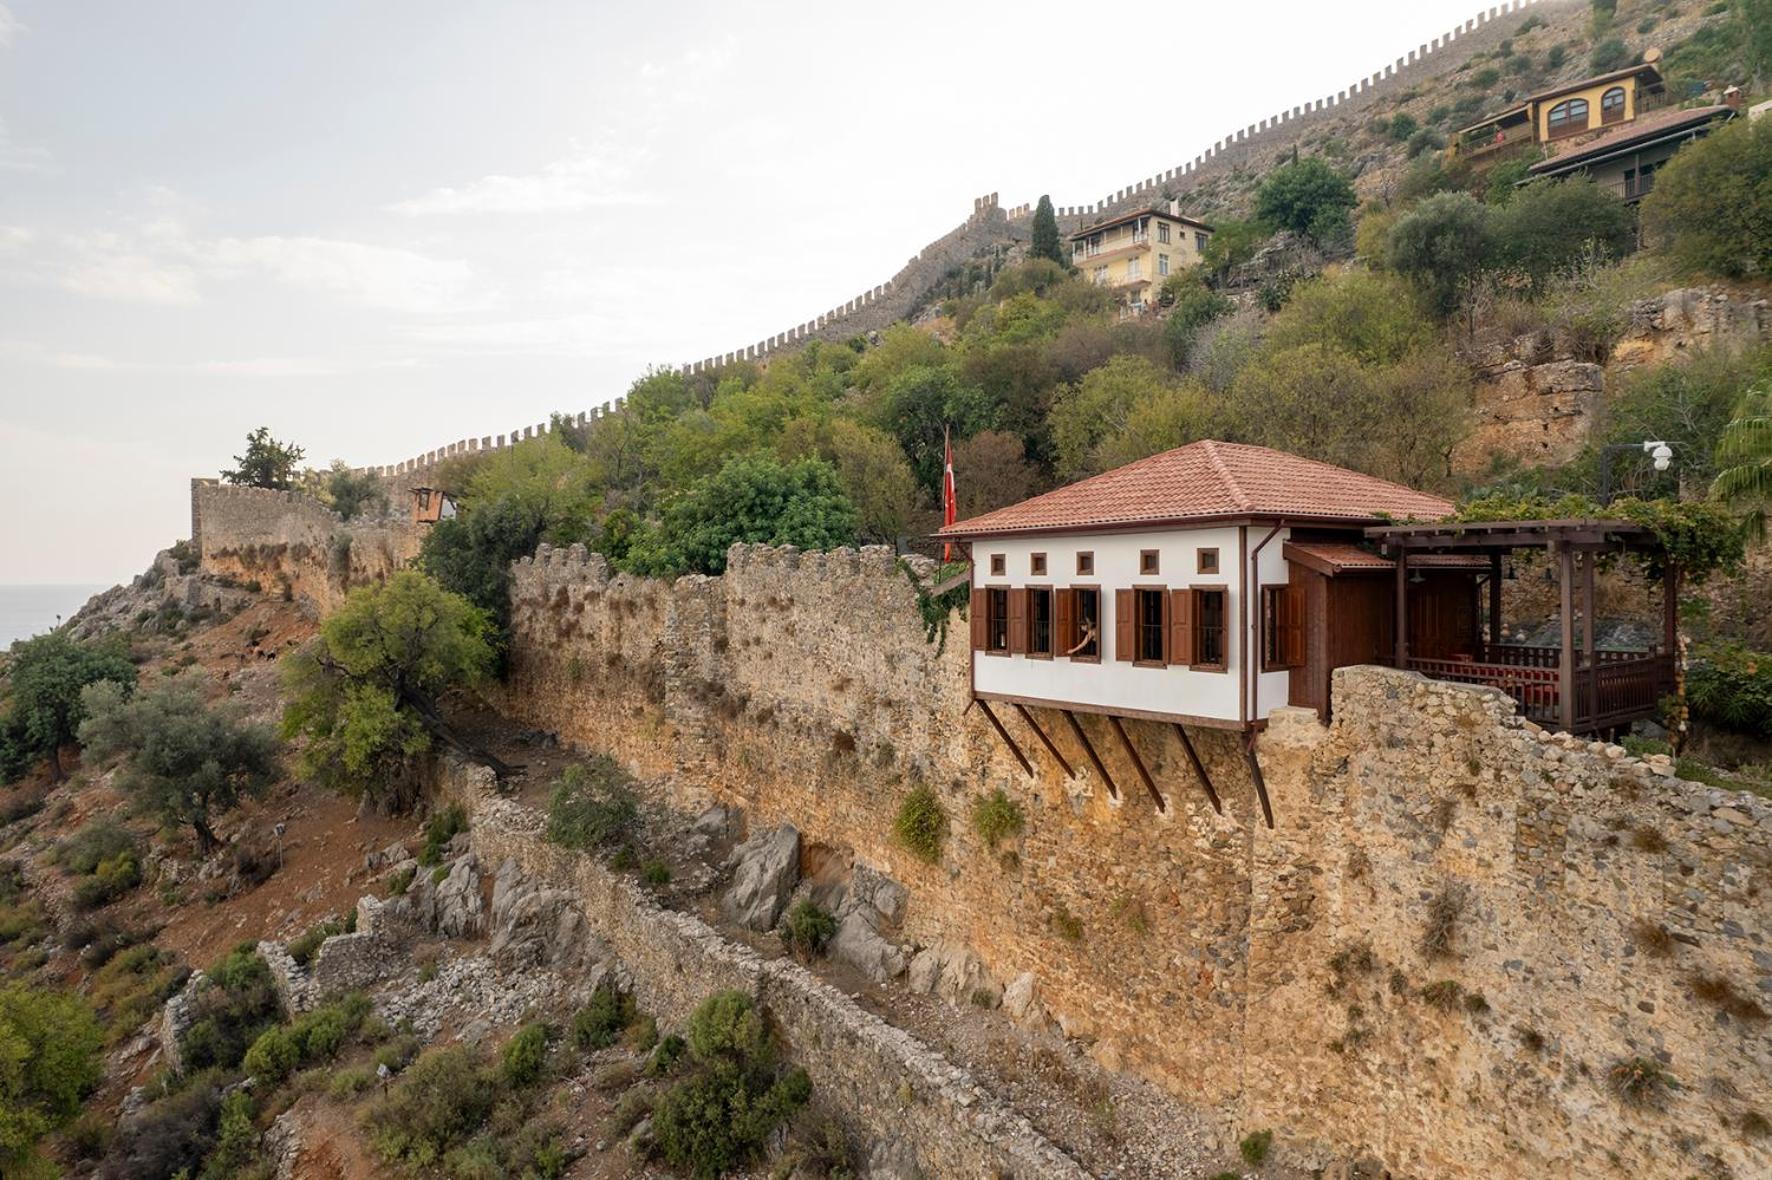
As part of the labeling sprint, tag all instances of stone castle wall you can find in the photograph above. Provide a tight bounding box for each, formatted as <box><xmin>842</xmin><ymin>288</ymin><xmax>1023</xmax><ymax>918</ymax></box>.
<box><xmin>497</xmin><ymin>540</ymin><xmax>1770</xmax><ymax>1179</ymax></box>
<box><xmin>190</xmin><ymin>480</ymin><xmax>421</xmax><ymax>613</ymax></box>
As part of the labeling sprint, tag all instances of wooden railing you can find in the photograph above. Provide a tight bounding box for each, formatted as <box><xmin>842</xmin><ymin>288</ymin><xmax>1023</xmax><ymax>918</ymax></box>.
<box><xmin>1477</xmin><ymin>644</ymin><xmax>1652</xmax><ymax>669</ymax></box>
<box><xmin>1407</xmin><ymin>651</ymin><xmax>1674</xmax><ymax>733</ymax></box>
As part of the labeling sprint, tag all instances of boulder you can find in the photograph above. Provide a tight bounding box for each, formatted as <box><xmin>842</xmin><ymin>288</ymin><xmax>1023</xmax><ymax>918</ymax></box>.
<box><xmin>1002</xmin><ymin>971</ymin><xmax>1054</xmax><ymax>1032</ymax></box>
<box><xmin>488</xmin><ymin>858</ymin><xmax>606</xmax><ymax>971</ymax></box>
<box><xmin>846</xmin><ymin>861</ymin><xmax>907</xmax><ymax>928</ymax></box>
<box><xmin>905</xmin><ymin>940</ymin><xmax>1000</xmax><ymax>1008</ymax></box>
<box><xmin>722</xmin><ymin>824</ymin><xmax>800</xmax><ymax>932</ymax></box>
<box><xmin>829</xmin><ymin>911</ymin><xmax>908</xmax><ymax>982</ymax></box>
<box><xmin>434</xmin><ymin>855</ymin><xmax>484</xmax><ymax>938</ymax></box>
<box><xmin>364</xmin><ymin>841</ymin><xmax>411</xmax><ymax>871</ymax></box>
<box><xmin>864</xmin><ymin>1137</ymin><xmax>924</xmax><ymax>1180</ymax></box>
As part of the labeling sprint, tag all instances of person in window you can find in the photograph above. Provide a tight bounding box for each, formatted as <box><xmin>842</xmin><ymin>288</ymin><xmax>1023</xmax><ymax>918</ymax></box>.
<box><xmin>1065</xmin><ymin>617</ymin><xmax>1099</xmax><ymax>657</ymax></box>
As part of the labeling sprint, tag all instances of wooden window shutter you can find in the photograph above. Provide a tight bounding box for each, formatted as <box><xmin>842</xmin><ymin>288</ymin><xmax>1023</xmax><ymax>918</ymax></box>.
<box><xmin>1055</xmin><ymin>588</ymin><xmax>1075</xmax><ymax>654</ymax></box>
<box><xmin>970</xmin><ymin>589</ymin><xmax>987</xmax><ymax>651</ymax></box>
<box><xmin>1008</xmin><ymin>588</ymin><xmax>1029</xmax><ymax>654</ymax></box>
<box><xmin>1281</xmin><ymin>584</ymin><xmax>1305</xmax><ymax>667</ymax></box>
<box><xmin>1114</xmin><ymin>589</ymin><xmax>1135</xmax><ymax>662</ymax></box>
<box><xmin>1169</xmin><ymin>588</ymin><xmax>1194</xmax><ymax>665</ymax></box>
<box><xmin>1159</xmin><ymin>586</ymin><xmax>1173</xmax><ymax>664</ymax></box>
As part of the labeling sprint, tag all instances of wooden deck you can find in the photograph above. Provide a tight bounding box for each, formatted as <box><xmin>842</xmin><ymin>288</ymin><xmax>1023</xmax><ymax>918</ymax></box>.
<box><xmin>1406</xmin><ymin>645</ymin><xmax>1674</xmax><ymax>733</ymax></box>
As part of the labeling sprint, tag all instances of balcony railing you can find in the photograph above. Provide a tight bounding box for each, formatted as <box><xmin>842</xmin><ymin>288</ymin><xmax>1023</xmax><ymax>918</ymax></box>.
<box><xmin>1406</xmin><ymin>648</ymin><xmax>1674</xmax><ymax>733</ymax></box>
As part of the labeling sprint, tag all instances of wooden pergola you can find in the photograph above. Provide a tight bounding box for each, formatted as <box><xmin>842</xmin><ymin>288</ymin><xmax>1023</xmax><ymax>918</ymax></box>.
<box><xmin>1368</xmin><ymin>519</ymin><xmax>1678</xmax><ymax>736</ymax></box>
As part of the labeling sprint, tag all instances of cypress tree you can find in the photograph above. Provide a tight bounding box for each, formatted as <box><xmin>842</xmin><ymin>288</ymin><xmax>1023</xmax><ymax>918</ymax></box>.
<box><xmin>1030</xmin><ymin>195</ymin><xmax>1065</xmax><ymax>267</ymax></box>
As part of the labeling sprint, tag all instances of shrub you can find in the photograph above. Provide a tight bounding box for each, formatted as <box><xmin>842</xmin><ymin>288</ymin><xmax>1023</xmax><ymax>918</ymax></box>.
<box><xmin>417</xmin><ymin>803</ymin><xmax>468</xmax><ymax>866</ymax></box>
<box><xmin>89</xmin><ymin>943</ymin><xmax>186</xmax><ymax>1043</ymax></box>
<box><xmin>893</xmin><ymin>784</ymin><xmax>947</xmax><ymax>864</ymax></box>
<box><xmin>287</xmin><ymin>917</ymin><xmax>345</xmax><ymax>968</ymax></box>
<box><xmin>329</xmin><ymin>1066</ymin><xmax>376</xmax><ymax>1099</ymax></box>
<box><xmin>1052</xmin><ymin>904</ymin><xmax>1084</xmax><ymax>942</ymax></box>
<box><xmin>1386</xmin><ymin>192</ymin><xmax>1494</xmax><ymax>318</ymax></box>
<box><xmin>1253</xmin><ymin>157</ymin><xmax>1357</xmax><ymax>246</ymax></box>
<box><xmin>1590</xmin><ymin>36</ymin><xmax>1631</xmax><ymax>71</ymax></box>
<box><xmin>500</xmin><ymin>1021</ymin><xmax>550</xmax><ymax>1087</ymax></box>
<box><xmin>0</xmin><ymin>984</ymin><xmax>104</xmax><ymax>1175</ymax></box>
<box><xmin>242</xmin><ymin>1025</ymin><xmax>302</xmax><ymax>1085</ymax></box>
<box><xmin>641</xmin><ymin>859</ymin><xmax>671</xmax><ymax>887</ymax></box>
<box><xmin>387</xmin><ymin>865</ymin><xmax>416</xmax><ymax>896</ymax></box>
<box><xmin>1239</xmin><ymin>1128</ymin><xmax>1274</xmax><ymax>1164</ymax></box>
<box><xmin>544</xmin><ymin>759</ymin><xmax>638</xmax><ymax>853</ymax></box>
<box><xmin>72</xmin><ymin>852</ymin><xmax>142</xmax><ymax>910</ymax></box>
<box><xmin>781</xmin><ymin>899</ymin><xmax>837</xmax><ymax>959</ymax></box>
<box><xmin>361</xmin><ymin>1045</ymin><xmax>497</xmax><ymax>1167</ymax></box>
<box><xmin>1643</xmin><ymin>119</ymin><xmax>1772</xmax><ymax>279</ymax></box>
<box><xmin>970</xmin><ymin>788</ymin><xmax>1026</xmax><ymax>848</ymax></box>
<box><xmin>55</xmin><ymin>820</ymin><xmax>138</xmax><ymax>876</ymax></box>
<box><xmin>1689</xmin><ymin>973</ymin><xmax>1769</xmax><ymax>1022</ymax></box>
<box><xmin>1388</xmin><ymin>113</ymin><xmax>1419</xmax><ymax>141</ymax></box>
<box><xmin>652</xmin><ymin>991</ymin><xmax>812</xmax><ymax>1178</ymax></box>
<box><xmin>97</xmin><ymin>1069</ymin><xmax>226</xmax><ymax>1180</ymax></box>
<box><xmin>1686</xmin><ymin>641</ymin><xmax>1772</xmax><ymax>739</ymax></box>
<box><xmin>1492</xmin><ymin>179</ymin><xmax>1634</xmax><ymax>294</ymax></box>
<box><xmin>571</xmin><ymin>981</ymin><xmax>638</xmax><ymax>1051</ymax></box>
<box><xmin>1421</xmin><ymin>980</ymin><xmax>1464</xmax><ymax>1010</ymax></box>
<box><xmin>178</xmin><ymin>949</ymin><xmax>281</xmax><ymax>1072</ymax></box>
<box><xmin>1607</xmin><ymin>1056</ymin><xmax>1671</xmax><ymax>1109</ymax></box>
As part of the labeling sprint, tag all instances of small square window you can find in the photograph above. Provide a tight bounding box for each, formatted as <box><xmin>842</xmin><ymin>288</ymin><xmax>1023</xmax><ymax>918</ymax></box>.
<box><xmin>1031</xmin><ymin>553</ymin><xmax>1047</xmax><ymax>576</ymax></box>
<box><xmin>1139</xmin><ymin>549</ymin><xmax>1160</xmax><ymax>576</ymax></box>
<box><xmin>1076</xmin><ymin>551</ymin><xmax>1094</xmax><ymax>576</ymax></box>
<box><xmin>1198</xmin><ymin>548</ymin><xmax>1219</xmax><ymax>575</ymax></box>
<box><xmin>990</xmin><ymin>554</ymin><xmax>1006</xmax><ymax>577</ymax></box>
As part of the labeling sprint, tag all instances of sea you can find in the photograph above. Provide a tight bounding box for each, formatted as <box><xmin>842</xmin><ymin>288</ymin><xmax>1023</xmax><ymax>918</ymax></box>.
<box><xmin>0</xmin><ymin>584</ymin><xmax>109</xmax><ymax>649</ymax></box>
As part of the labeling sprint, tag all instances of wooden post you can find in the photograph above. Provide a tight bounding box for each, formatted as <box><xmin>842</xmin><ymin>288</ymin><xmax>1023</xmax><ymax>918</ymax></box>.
<box><xmin>1580</xmin><ymin>548</ymin><xmax>1596</xmax><ymax>728</ymax></box>
<box><xmin>1487</xmin><ymin>551</ymin><xmax>1503</xmax><ymax>650</ymax></box>
<box><xmin>1170</xmin><ymin>723</ymin><xmax>1224</xmax><ymax>814</ymax></box>
<box><xmin>1394</xmin><ymin>548</ymin><xmax>1409</xmax><ymax>669</ymax></box>
<box><xmin>1558</xmin><ymin>542</ymin><xmax>1576</xmax><ymax>733</ymax></box>
<box><xmin>1061</xmin><ymin>709</ymin><xmax>1118</xmax><ymax>800</ymax></box>
<box><xmin>1107</xmin><ymin>716</ymin><xmax>1166</xmax><ymax>811</ymax></box>
<box><xmin>1013</xmin><ymin>703</ymin><xmax>1075</xmax><ymax>779</ymax></box>
<box><xmin>976</xmin><ymin>699</ymin><xmax>1034</xmax><ymax>778</ymax></box>
<box><xmin>1662</xmin><ymin>563</ymin><xmax>1679</xmax><ymax>655</ymax></box>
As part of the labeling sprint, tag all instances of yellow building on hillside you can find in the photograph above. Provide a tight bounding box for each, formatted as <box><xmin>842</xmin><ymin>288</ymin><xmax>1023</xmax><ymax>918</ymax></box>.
<box><xmin>1069</xmin><ymin>202</ymin><xmax>1212</xmax><ymax>309</ymax></box>
<box><xmin>1451</xmin><ymin>56</ymin><xmax>1669</xmax><ymax>160</ymax></box>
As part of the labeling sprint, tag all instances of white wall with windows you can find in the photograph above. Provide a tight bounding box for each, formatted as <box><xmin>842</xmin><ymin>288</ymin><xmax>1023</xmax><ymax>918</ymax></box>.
<box><xmin>969</xmin><ymin>525</ymin><xmax>1292</xmax><ymax>725</ymax></box>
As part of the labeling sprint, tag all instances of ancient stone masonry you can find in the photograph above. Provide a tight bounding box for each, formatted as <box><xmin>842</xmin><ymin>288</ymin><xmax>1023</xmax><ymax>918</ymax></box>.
<box><xmin>190</xmin><ymin>480</ymin><xmax>420</xmax><ymax>613</ymax></box>
<box><xmin>496</xmin><ymin>540</ymin><xmax>1771</xmax><ymax>1179</ymax></box>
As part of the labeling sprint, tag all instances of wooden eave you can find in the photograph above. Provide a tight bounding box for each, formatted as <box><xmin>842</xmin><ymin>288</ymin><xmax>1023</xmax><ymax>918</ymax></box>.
<box><xmin>1367</xmin><ymin>518</ymin><xmax>1659</xmax><ymax>553</ymax></box>
<box><xmin>936</xmin><ymin>511</ymin><xmax>1381</xmax><ymax>543</ymax></box>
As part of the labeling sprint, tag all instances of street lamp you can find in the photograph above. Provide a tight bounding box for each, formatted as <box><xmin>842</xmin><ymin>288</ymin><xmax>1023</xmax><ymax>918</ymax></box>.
<box><xmin>1598</xmin><ymin>440</ymin><xmax>1673</xmax><ymax>505</ymax></box>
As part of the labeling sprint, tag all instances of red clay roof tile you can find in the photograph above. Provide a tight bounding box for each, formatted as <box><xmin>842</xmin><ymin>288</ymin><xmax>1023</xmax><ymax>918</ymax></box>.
<box><xmin>937</xmin><ymin>440</ymin><xmax>1454</xmax><ymax>537</ymax></box>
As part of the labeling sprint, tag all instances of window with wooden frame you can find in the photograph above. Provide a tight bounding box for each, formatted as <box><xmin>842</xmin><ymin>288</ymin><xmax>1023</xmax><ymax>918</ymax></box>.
<box><xmin>989</xmin><ymin>554</ymin><xmax>1006</xmax><ymax>576</ymax></box>
<box><xmin>1076</xmin><ymin>551</ymin><xmax>1094</xmax><ymax>576</ymax></box>
<box><xmin>1261</xmin><ymin>584</ymin><xmax>1304</xmax><ymax>671</ymax></box>
<box><xmin>969</xmin><ymin>587</ymin><xmax>1011</xmax><ymax>654</ymax></box>
<box><xmin>1115</xmin><ymin>587</ymin><xmax>1170</xmax><ymax>665</ymax></box>
<box><xmin>1030</xmin><ymin>553</ymin><xmax>1047</xmax><ymax>576</ymax></box>
<box><xmin>1197</xmin><ymin>548</ymin><xmax>1219</xmax><ymax>575</ymax></box>
<box><xmin>1027</xmin><ymin>587</ymin><xmax>1053</xmax><ymax>656</ymax></box>
<box><xmin>1058</xmin><ymin>587</ymin><xmax>1100</xmax><ymax>661</ymax></box>
<box><xmin>1546</xmin><ymin>97</ymin><xmax>1589</xmax><ymax>138</ymax></box>
<box><xmin>1191</xmin><ymin>587</ymin><xmax>1228</xmax><ymax>671</ymax></box>
<box><xmin>1600</xmin><ymin>85</ymin><xmax>1626</xmax><ymax>124</ymax></box>
<box><xmin>1139</xmin><ymin>549</ymin><xmax>1160</xmax><ymax>576</ymax></box>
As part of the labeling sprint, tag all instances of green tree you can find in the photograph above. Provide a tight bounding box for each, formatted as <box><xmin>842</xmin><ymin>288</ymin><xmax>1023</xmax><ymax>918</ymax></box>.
<box><xmin>1713</xmin><ymin>382</ymin><xmax>1772</xmax><ymax>542</ymax></box>
<box><xmin>1030</xmin><ymin>194</ymin><xmax>1065</xmax><ymax>267</ymax></box>
<box><xmin>1264</xmin><ymin>272</ymin><xmax>1432</xmax><ymax>367</ymax></box>
<box><xmin>1</xmin><ymin>632</ymin><xmax>136</xmax><ymax>781</ymax></box>
<box><xmin>625</xmin><ymin>455</ymin><xmax>859</xmax><ymax>577</ymax></box>
<box><xmin>1089</xmin><ymin>380</ymin><xmax>1218</xmax><ymax>473</ymax></box>
<box><xmin>281</xmin><ymin>571</ymin><xmax>496</xmax><ymax>810</ymax></box>
<box><xmin>0</xmin><ymin>983</ymin><xmax>103</xmax><ymax>1177</ymax></box>
<box><xmin>1229</xmin><ymin>343</ymin><xmax>1379</xmax><ymax>471</ymax></box>
<box><xmin>876</xmin><ymin>365</ymin><xmax>999</xmax><ymax>491</ymax></box>
<box><xmin>1642</xmin><ymin>118</ymin><xmax>1772</xmax><ymax>279</ymax></box>
<box><xmin>1492</xmin><ymin>179</ymin><xmax>1634</xmax><ymax>293</ymax></box>
<box><xmin>1048</xmin><ymin>355</ymin><xmax>1183</xmax><ymax>480</ymax></box>
<box><xmin>1385</xmin><ymin>191</ymin><xmax>1495</xmax><ymax>318</ymax></box>
<box><xmin>418</xmin><ymin>495</ymin><xmax>551</xmax><ymax>663</ymax></box>
<box><xmin>952</xmin><ymin>429</ymin><xmax>1042</xmax><ymax>519</ymax></box>
<box><xmin>1254</xmin><ymin>157</ymin><xmax>1358</xmax><ymax>245</ymax></box>
<box><xmin>1199</xmin><ymin>218</ymin><xmax>1270</xmax><ymax>277</ymax></box>
<box><xmin>460</xmin><ymin>433</ymin><xmax>600</xmax><ymax>542</ymax></box>
<box><xmin>323</xmin><ymin>461</ymin><xmax>389</xmax><ymax>522</ymax></box>
<box><xmin>221</xmin><ymin>426</ymin><xmax>305</xmax><ymax>490</ymax></box>
<box><xmin>817</xmin><ymin>419</ymin><xmax>922</xmax><ymax>544</ymax></box>
<box><xmin>78</xmin><ymin>673</ymin><xmax>280</xmax><ymax>854</ymax></box>
<box><xmin>1741</xmin><ymin>0</ymin><xmax>1772</xmax><ymax>85</ymax></box>
<box><xmin>1366</xmin><ymin>347</ymin><xmax>1473</xmax><ymax>487</ymax></box>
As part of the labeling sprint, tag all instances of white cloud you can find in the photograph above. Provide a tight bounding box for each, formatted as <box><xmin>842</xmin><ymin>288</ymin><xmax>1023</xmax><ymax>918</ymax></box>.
<box><xmin>62</xmin><ymin>239</ymin><xmax>203</xmax><ymax>305</ymax></box>
<box><xmin>205</xmin><ymin>235</ymin><xmax>477</xmax><ymax>313</ymax></box>
<box><xmin>0</xmin><ymin>225</ymin><xmax>31</xmax><ymax>254</ymax></box>
<box><xmin>387</xmin><ymin>146</ymin><xmax>644</xmax><ymax>216</ymax></box>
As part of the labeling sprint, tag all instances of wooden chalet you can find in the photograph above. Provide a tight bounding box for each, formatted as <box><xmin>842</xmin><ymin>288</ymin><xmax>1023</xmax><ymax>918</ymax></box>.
<box><xmin>936</xmin><ymin>443</ymin><xmax>1679</xmax><ymax>820</ymax></box>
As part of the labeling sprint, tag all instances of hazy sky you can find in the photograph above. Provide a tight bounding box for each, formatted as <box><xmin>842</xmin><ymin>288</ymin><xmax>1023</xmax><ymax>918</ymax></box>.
<box><xmin>0</xmin><ymin>0</ymin><xmax>1495</xmax><ymax>585</ymax></box>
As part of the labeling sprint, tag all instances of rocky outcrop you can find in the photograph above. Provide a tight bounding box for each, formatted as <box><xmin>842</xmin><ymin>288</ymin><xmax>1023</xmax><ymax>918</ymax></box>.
<box><xmin>433</xmin><ymin>854</ymin><xmax>484</xmax><ymax>938</ymax></box>
<box><xmin>722</xmin><ymin>824</ymin><xmax>800</xmax><ymax>932</ymax></box>
<box><xmin>488</xmin><ymin>857</ymin><xmax>606</xmax><ymax>971</ymax></box>
<box><xmin>827</xmin><ymin>861</ymin><xmax>910</xmax><ymax>983</ymax></box>
<box><xmin>907</xmin><ymin>940</ymin><xmax>1002</xmax><ymax>1010</ymax></box>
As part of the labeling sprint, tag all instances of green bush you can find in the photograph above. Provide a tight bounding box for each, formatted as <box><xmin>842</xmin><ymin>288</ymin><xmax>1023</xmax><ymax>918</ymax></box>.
<box><xmin>387</xmin><ymin>865</ymin><xmax>416</xmax><ymax>896</ymax></box>
<box><xmin>651</xmin><ymin>991</ymin><xmax>812</xmax><ymax>1178</ymax></box>
<box><xmin>72</xmin><ymin>851</ymin><xmax>143</xmax><ymax>910</ymax></box>
<box><xmin>893</xmin><ymin>784</ymin><xmax>947</xmax><ymax>864</ymax></box>
<box><xmin>418</xmin><ymin>803</ymin><xmax>468</xmax><ymax>866</ymax></box>
<box><xmin>179</xmin><ymin>949</ymin><xmax>281</xmax><ymax>1072</ymax></box>
<box><xmin>571</xmin><ymin>982</ymin><xmax>638</xmax><ymax>1051</ymax></box>
<box><xmin>544</xmin><ymin>759</ymin><xmax>638</xmax><ymax>853</ymax></box>
<box><xmin>1239</xmin><ymin>1128</ymin><xmax>1274</xmax><ymax>1164</ymax></box>
<box><xmin>1688</xmin><ymin>642</ymin><xmax>1772</xmax><ymax>739</ymax></box>
<box><xmin>88</xmin><ymin>943</ymin><xmax>186</xmax><ymax>1043</ymax></box>
<box><xmin>1643</xmin><ymin>119</ymin><xmax>1772</xmax><ymax>280</ymax></box>
<box><xmin>362</xmin><ymin>1045</ymin><xmax>498</xmax><ymax>1167</ymax></box>
<box><xmin>0</xmin><ymin>983</ymin><xmax>104</xmax><ymax>1175</ymax></box>
<box><xmin>970</xmin><ymin>788</ymin><xmax>1026</xmax><ymax>848</ymax></box>
<box><xmin>1590</xmin><ymin>36</ymin><xmax>1631</xmax><ymax>71</ymax></box>
<box><xmin>98</xmin><ymin>1068</ymin><xmax>228</xmax><ymax>1180</ymax></box>
<box><xmin>1253</xmin><ymin>157</ymin><xmax>1357</xmax><ymax>246</ymax></box>
<box><xmin>55</xmin><ymin>820</ymin><xmax>138</xmax><ymax>876</ymax></box>
<box><xmin>781</xmin><ymin>899</ymin><xmax>837</xmax><ymax>959</ymax></box>
<box><xmin>287</xmin><ymin>917</ymin><xmax>346</xmax><ymax>968</ymax></box>
<box><xmin>242</xmin><ymin>1025</ymin><xmax>302</xmax><ymax>1085</ymax></box>
<box><xmin>1387</xmin><ymin>113</ymin><xmax>1419</xmax><ymax>141</ymax></box>
<box><xmin>500</xmin><ymin>1022</ymin><xmax>550</xmax><ymax>1088</ymax></box>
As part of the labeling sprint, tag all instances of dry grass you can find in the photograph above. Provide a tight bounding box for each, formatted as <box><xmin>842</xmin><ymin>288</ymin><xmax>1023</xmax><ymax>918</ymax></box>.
<box><xmin>1607</xmin><ymin>1057</ymin><xmax>1672</xmax><ymax>1110</ymax></box>
<box><xmin>1420</xmin><ymin>883</ymin><xmax>1470</xmax><ymax>961</ymax></box>
<box><xmin>1630</xmin><ymin>919</ymin><xmax>1676</xmax><ymax>959</ymax></box>
<box><xmin>1631</xmin><ymin>826</ymin><xmax>1670</xmax><ymax>854</ymax></box>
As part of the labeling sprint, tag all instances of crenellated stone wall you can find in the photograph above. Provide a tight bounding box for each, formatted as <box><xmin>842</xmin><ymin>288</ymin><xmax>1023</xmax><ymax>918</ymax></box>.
<box><xmin>496</xmin><ymin>540</ymin><xmax>1771</xmax><ymax>1179</ymax></box>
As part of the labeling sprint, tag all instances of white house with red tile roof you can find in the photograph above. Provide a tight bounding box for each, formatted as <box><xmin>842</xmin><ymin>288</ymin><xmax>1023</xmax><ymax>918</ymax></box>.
<box><xmin>935</xmin><ymin>441</ymin><xmax>1457</xmax><ymax>736</ymax></box>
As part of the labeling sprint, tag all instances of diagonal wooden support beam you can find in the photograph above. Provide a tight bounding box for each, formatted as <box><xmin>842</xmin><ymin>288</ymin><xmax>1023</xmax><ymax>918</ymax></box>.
<box><xmin>976</xmin><ymin>698</ymin><xmax>1033</xmax><ymax>778</ymax></box>
<box><xmin>1107</xmin><ymin>715</ymin><xmax>1166</xmax><ymax>812</ymax></box>
<box><xmin>1170</xmin><ymin>723</ymin><xmax>1223</xmax><ymax>815</ymax></box>
<box><xmin>1014</xmin><ymin>703</ymin><xmax>1076</xmax><ymax>779</ymax></box>
<box><xmin>1243</xmin><ymin>736</ymin><xmax>1276</xmax><ymax>830</ymax></box>
<box><xmin>1061</xmin><ymin>709</ymin><xmax>1118</xmax><ymax>800</ymax></box>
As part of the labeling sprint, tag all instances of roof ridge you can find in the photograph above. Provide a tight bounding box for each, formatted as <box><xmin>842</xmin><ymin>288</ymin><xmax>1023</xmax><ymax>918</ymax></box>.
<box><xmin>1202</xmin><ymin>440</ymin><xmax>1252</xmax><ymax>511</ymax></box>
